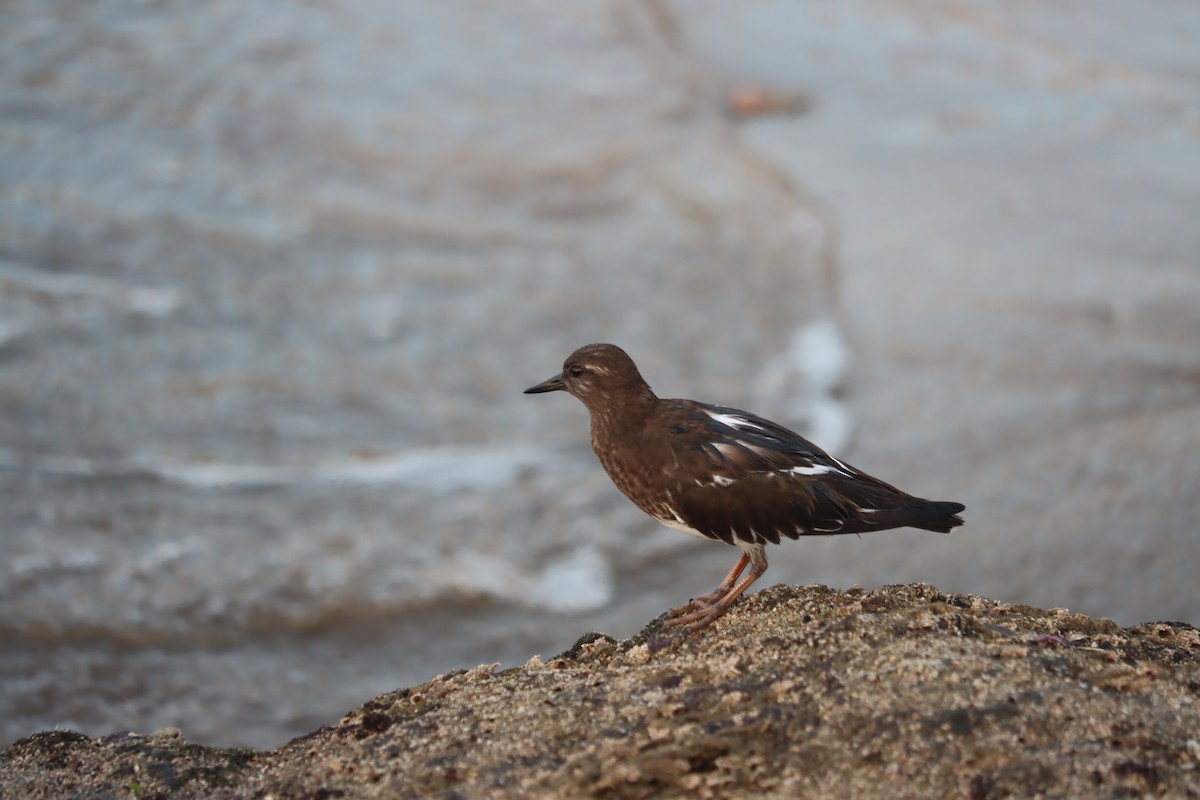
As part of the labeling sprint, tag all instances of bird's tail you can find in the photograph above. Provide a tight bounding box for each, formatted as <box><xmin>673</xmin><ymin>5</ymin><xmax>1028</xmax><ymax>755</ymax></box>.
<box><xmin>891</xmin><ymin>500</ymin><xmax>965</xmax><ymax>533</ymax></box>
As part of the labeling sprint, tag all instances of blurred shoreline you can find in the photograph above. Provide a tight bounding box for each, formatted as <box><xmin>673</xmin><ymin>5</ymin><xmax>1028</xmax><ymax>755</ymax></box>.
<box><xmin>2</xmin><ymin>0</ymin><xmax>1198</xmax><ymax>748</ymax></box>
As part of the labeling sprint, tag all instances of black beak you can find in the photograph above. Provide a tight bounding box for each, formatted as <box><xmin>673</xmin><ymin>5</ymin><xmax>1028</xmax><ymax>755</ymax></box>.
<box><xmin>524</xmin><ymin>373</ymin><xmax>566</xmax><ymax>394</ymax></box>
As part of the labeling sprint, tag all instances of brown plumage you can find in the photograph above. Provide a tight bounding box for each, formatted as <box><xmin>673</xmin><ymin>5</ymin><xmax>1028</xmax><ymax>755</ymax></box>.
<box><xmin>525</xmin><ymin>343</ymin><xmax>965</xmax><ymax>635</ymax></box>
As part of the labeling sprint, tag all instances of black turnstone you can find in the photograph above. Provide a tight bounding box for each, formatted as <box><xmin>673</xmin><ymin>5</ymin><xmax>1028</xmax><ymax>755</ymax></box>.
<box><xmin>525</xmin><ymin>343</ymin><xmax>965</xmax><ymax>635</ymax></box>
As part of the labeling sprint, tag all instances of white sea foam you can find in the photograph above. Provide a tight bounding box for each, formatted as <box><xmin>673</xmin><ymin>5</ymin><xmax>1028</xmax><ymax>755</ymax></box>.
<box><xmin>755</xmin><ymin>318</ymin><xmax>852</xmax><ymax>452</ymax></box>
<box><xmin>525</xmin><ymin>545</ymin><xmax>614</xmax><ymax>613</ymax></box>
<box><xmin>437</xmin><ymin>544</ymin><xmax>613</xmax><ymax>614</ymax></box>
<box><xmin>806</xmin><ymin>397</ymin><xmax>852</xmax><ymax>457</ymax></box>
<box><xmin>789</xmin><ymin>318</ymin><xmax>849</xmax><ymax>390</ymax></box>
<box><xmin>150</xmin><ymin>444</ymin><xmax>559</xmax><ymax>492</ymax></box>
<box><xmin>0</xmin><ymin>258</ymin><xmax>180</xmax><ymax>318</ymax></box>
<box><xmin>0</xmin><ymin>444</ymin><xmax>562</xmax><ymax>493</ymax></box>
<box><xmin>0</xmin><ymin>321</ymin><xmax>29</xmax><ymax>347</ymax></box>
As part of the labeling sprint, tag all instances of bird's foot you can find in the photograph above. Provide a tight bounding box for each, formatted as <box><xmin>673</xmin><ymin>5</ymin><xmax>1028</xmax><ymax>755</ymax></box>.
<box><xmin>658</xmin><ymin>555</ymin><xmax>766</xmax><ymax>638</ymax></box>
<box><xmin>664</xmin><ymin>586</ymin><xmax>730</xmax><ymax>619</ymax></box>
<box><xmin>662</xmin><ymin>595</ymin><xmax>735</xmax><ymax>635</ymax></box>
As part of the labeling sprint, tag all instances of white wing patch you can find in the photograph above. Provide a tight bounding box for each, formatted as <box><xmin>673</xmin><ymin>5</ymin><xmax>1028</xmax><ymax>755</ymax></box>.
<box><xmin>711</xmin><ymin>439</ymin><xmax>772</xmax><ymax>461</ymax></box>
<box><xmin>702</xmin><ymin>406</ymin><xmax>865</xmax><ymax>489</ymax></box>
<box><xmin>698</xmin><ymin>475</ymin><xmax>737</xmax><ymax>487</ymax></box>
<box><xmin>705</xmin><ymin>409</ymin><xmax>765</xmax><ymax>432</ymax></box>
<box><xmin>829</xmin><ymin>456</ymin><xmax>855</xmax><ymax>474</ymax></box>
<box><xmin>787</xmin><ymin>464</ymin><xmax>836</xmax><ymax>476</ymax></box>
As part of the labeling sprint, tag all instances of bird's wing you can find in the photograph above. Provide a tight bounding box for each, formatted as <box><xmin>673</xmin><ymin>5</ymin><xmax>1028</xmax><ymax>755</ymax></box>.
<box><xmin>669</xmin><ymin>401</ymin><xmax>864</xmax><ymax>484</ymax></box>
<box><xmin>660</xmin><ymin>402</ymin><xmax>946</xmax><ymax>544</ymax></box>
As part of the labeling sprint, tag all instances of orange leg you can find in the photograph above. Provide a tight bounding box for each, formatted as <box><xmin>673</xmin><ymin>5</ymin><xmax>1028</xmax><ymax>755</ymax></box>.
<box><xmin>664</xmin><ymin>547</ymin><xmax>768</xmax><ymax>634</ymax></box>
<box><xmin>666</xmin><ymin>552</ymin><xmax>750</xmax><ymax>615</ymax></box>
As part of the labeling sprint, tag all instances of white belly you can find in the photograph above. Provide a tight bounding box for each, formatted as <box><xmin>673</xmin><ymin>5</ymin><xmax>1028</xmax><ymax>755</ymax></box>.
<box><xmin>657</xmin><ymin>515</ymin><xmax>712</xmax><ymax>540</ymax></box>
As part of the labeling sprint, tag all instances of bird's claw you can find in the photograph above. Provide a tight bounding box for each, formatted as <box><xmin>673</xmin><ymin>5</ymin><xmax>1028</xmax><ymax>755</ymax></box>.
<box><xmin>665</xmin><ymin>587</ymin><xmax>729</xmax><ymax>620</ymax></box>
<box><xmin>662</xmin><ymin>597</ymin><xmax>730</xmax><ymax>634</ymax></box>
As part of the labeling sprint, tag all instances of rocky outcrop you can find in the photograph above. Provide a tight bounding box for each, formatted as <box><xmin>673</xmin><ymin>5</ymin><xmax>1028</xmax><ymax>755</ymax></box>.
<box><xmin>3</xmin><ymin>583</ymin><xmax>1198</xmax><ymax>798</ymax></box>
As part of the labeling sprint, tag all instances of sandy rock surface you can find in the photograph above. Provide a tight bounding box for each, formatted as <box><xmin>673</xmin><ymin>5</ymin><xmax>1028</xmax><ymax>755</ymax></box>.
<box><xmin>4</xmin><ymin>583</ymin><xmax>1198</xmax><ymax>799</ymax></box>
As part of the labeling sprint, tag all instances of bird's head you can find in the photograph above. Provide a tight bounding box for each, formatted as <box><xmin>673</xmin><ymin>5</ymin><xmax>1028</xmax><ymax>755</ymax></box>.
<box><xmin>524</xmin><ymin>343</ymin><xmax>655</xmax><ymax>415</ymax></box>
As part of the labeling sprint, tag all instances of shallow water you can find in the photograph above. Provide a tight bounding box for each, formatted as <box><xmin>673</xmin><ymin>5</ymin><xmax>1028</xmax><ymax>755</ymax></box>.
<box><xmin>0</xmin><ymin>0</ymin><xmax>845</xmax><ymax>746</ymax></box>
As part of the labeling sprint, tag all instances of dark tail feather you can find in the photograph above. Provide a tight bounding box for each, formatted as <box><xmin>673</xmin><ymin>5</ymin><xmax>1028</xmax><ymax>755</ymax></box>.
<box><xmin>861</xmin><ymin>500</ymin><xmax>965</xmax><ymax>534</ymax></box>
<box><xmin>903</xmin><ymin>500</ymin><xmax>965</xmax><ymax>533</ymax></box>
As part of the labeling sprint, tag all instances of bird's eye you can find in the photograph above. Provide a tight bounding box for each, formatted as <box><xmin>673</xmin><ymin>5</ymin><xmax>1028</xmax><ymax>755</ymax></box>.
<box><xmin>568</xmin><ymin>364</ymin><xmax>584</xmax><ymax>378</ymax></box>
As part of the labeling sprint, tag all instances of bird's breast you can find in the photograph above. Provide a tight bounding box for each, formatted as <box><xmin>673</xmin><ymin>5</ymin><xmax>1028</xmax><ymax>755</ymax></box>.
<box><xmin>590</xmin><ymin>422</ymin><xmax>677</xmax><ymax>519</ymax></box>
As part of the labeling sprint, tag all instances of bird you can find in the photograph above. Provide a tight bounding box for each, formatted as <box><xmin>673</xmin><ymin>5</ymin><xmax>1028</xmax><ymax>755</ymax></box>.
<box><xmin>524</xmin><ymin>343</ymin><xmax>965</xmax><ymax>636</ymax></box>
